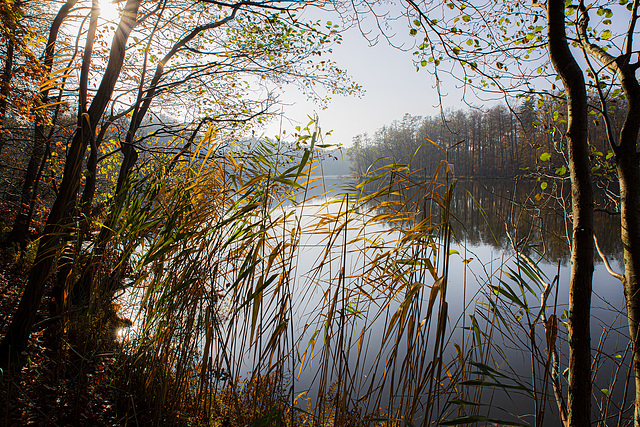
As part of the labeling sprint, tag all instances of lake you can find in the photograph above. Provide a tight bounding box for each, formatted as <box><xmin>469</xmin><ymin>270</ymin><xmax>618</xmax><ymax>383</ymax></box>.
<box><xmin>119</xmin><ymin>174</ymin><xmax>629</xmax><ymax>426</ymax></box>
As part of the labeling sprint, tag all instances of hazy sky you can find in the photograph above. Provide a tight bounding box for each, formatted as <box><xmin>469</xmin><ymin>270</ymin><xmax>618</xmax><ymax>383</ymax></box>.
<box><xmin>96</xmin><ymin>0</ymin><xmax>465</xmax><ymax>148</ymax></box>
<box><xmin>261</xmin><ymin>14</ymin><xmax>459</xmax><ymax>148</ymax></box>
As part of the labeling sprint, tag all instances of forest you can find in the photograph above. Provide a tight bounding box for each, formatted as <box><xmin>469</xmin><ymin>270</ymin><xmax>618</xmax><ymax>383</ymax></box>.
<box><xmin>347</xmin><ymin>99</ymin><xmax>626</xmax><ymax>181</ymax></box>
<box><xmin>1</xmin><ymin>0</ymin><xmax>640</xmax><ymax>426</ymax></box>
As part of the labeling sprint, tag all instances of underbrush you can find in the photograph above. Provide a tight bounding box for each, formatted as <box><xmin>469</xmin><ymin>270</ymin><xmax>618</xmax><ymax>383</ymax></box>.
<box><xmin>3</xmin><ymin>130</ymin><xmax>631</xmax><ymax>426</ymax></box>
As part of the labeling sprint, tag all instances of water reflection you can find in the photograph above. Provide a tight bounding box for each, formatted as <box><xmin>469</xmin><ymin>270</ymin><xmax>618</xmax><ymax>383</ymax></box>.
<box><xmin>119</xmin><ymin>173</ymin><xmax>629</xmax><ymax>426</ymax></box>
<box><xmin>347</xmin><ymin>175</ymin><xmax>628</xmax><ymax>425</ymax></box>
<box><xmin>358</xmin><ymin>176</ymin><xmax>623</xmax><ymax>265</ymax></box>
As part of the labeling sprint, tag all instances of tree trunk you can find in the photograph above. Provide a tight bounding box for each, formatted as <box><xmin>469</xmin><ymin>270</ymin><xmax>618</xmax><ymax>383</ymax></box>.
<box><xmin>575</xmin><ymin>3</ymin><xmax>640</xmax><ymax>421</ymax></box>
<box><xmin>612</xmin><ymin>60</ymin><xmax>640</xmax><ymax>427</ymax></box>
<box><xmin>0</xmin><ymin>0</ymin><xmax>22</xmax><ymax>153</ymax></box>
<box><xmin>617</xmin><ymin>128</ymin><xmax>640</xmax><ymax>427</ymax></box>
<box><xmin>7</xmin><ymin>0</ymin><xmax>78</xmax><ymax>249</ymax></box>
<box><xmin>73</xmin><ymin>6</ymin><xmax>241</xmax><ymax>307</ymax></box>
<box><xmin>547</xmin><ymin>0</ymin><xmax>594</xmax><ymax>425</ymax></box>
<box><xmin>0</xmin><ymin>4</ymin><xmax>16</xmax><ymax>129</ymax></box>
<box><xmin>49</xmin><ymin>0</ymin><xmax>101</xmax><ymax>319</ymax></box>
<box><xmin>0</xmin><ymin>0</ymin><xmax>141</xmax><ymax>364</ymax></box>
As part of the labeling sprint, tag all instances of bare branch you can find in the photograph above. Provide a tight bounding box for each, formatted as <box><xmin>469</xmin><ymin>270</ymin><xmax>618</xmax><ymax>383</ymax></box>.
<box><xmin>594</xmin><ymin>233</ymin><xmax>624</xmax><ymax>282</ymax></box>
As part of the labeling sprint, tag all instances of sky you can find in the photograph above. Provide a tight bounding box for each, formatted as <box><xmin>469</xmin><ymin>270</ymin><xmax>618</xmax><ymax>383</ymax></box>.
<box><xmin>261</xmin><ymin>11</ymin><xmax>459</xmax><ymax>148</ymax></box>
<box><xmin>94</xmin><ymin>0</ymin><xmax>469</xmax><ymax>148</ymax></box>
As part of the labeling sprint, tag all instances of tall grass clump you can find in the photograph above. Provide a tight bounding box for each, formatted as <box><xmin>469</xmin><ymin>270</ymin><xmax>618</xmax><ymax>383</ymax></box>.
<box><xmin>439</xmin><ymin>180</ymin><xmax>633</xmax><ymax>427</ymax></box>
<box><xmin>79</xmin><ymin>127</ymin><xmax>476</xmax><ymax>425</ymax></box>
<box><xmin>71</xmin><ymin>125</ymin><xmax>636</xmax><ymax>427</ymax></box>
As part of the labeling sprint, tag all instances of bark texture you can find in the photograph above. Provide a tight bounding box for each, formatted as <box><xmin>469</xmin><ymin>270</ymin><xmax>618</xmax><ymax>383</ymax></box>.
<box><xmin>609</xmin><ymin>43</ymin><xmax>640</xmax><ymax>427</ymax></box>
<box><xmin>547</xmin><ymin>0</ymin><xmax>594</xmax><ymax>425</ymax></box>
<box><xmin>576</xmin><ymin>2</ymin><xmax>640</xmax><ymax>422</ymax></box>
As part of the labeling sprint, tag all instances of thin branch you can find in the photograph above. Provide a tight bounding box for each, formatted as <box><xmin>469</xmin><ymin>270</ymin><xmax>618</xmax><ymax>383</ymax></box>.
<box><xmin>625</xmin><ymin>0</ymin><xmax>639</xmax><ymax>58</ymax></box>
<box><xmin>594</xmin><ymin>233</ymin><xmax>624</xmax><ymax>282</ymax></box>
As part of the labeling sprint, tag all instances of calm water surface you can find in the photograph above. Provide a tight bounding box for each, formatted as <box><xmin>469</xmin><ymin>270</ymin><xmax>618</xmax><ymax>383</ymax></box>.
<box><xmin>121</xmin><ymin>176</ymin><xmax>628</xmax><ymax>425</ymax></box>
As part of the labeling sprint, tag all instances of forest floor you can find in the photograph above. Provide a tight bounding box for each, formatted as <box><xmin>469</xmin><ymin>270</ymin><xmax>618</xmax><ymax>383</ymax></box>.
<box><xmin>0</xmin><ymin>247</ymin><xmax>126</xmax><ymax>426</ymax></box>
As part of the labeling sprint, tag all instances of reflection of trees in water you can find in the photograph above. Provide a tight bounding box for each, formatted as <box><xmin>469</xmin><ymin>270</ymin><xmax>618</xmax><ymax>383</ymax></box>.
<box><xmin>453</xmin><ymin>179</ymin><xmax>622</xmax><ymax>264</ymax></box>
<box><xmin>359</xmin><ymin>177</ymin><xmax>622</xmax><ymax>264</ymax></box>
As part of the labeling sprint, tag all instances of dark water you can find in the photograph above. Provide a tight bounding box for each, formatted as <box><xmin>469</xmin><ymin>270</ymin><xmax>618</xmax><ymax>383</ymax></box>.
<box><xmin>445</xmin><ymin>179</ymin><xmax>627</xmax><ymax>426</ymax></box>
<box><xmin>312</xmin><ymin>176</ymin><xmax>629</xmax><ymax>425</ymax></box>
<box><xmin>123</xmin><ymin>175</ymin><xmax>629</xmax><ymax>426</ymax></box>
<box><xmin>451</xmin><ymin>178</ymin><xmax>622</xmax><ymax>262</ymax></box>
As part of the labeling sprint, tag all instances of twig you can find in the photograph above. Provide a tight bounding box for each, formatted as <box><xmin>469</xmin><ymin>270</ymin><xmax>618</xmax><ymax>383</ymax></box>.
<box><xmin>594</xmin><ymin>233</ymin><xmax>624</xmax><ymax>282</ymax></box>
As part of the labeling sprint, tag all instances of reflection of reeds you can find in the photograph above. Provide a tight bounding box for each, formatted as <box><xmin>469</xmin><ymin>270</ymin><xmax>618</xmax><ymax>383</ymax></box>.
<box><xmin>90</xmin><ymin>131</ymin><xmax>473</xmax><ymax>426</ymax></box>
<box><xmin>78</xmin><ymin>129</ymin><xmax>632</xmax><ymax>426</ymax></box>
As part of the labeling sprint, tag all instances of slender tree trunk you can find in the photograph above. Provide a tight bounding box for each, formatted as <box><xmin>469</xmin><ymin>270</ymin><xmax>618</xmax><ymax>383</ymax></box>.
<box><xmin>74</xmin><ymin>5</ymin><xmax>240</xmax><ymax>306</ymax></box>
<box><xmin>575</xmin><ymin>1</ymin><xmax>640</xmax><ymax>420</ymax></box>
<box><xmin>547</xmin><ymin>0</ymin><xmax>594</xmax><ymax>425</ymax></box>
<box><xmin>0</xmin><ymin>1</ymin><xmax>16</xmax><ymax>131</ymax></box>
<box><xmin>612</xmin><ymin>62</ymin><xmax>640</xmax><ymax>427</ymax></box>
<box><xmin>91</xmin><ymin>4</ymin><xmax>239</xmax><ymax>252</ymax></box>
<box><xmin>0</xmin><ymin>41</ymin><xmax>13</xmax><ymax>129</ymax></box>
<box><xmin>618</xmin><ymin>128</ymin><xmax>640</xmax><ymax>427</ymax></box>
<box><xmin>0</xmin><ymin>0</ymin><xmax>22</xmax><ymax>153</ymax></box>
<box><xmin>7</xmin><ymin>0</ymin><xmax>78</xmax><ymax>249</ymax></box>
<box><xmin>49</xmin><ymin>0</ymin><xmax>101</xmax><ymax>319</ymax></box>
<box><xmin>0</xmin><ymin>0</ymin><xmax>141</xmax><ymax>364</ymax></box>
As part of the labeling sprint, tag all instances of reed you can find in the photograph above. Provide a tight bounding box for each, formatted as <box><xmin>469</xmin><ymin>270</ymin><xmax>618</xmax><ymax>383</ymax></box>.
<box><xmin>64</xmin><ymin>125</ymin><xmax>469</xmax><ymax>426</ymax></box>
<box><xmin>66</xmin><ymin>123</ymin><xmax>632</xmax><ymax>427</ymax></box>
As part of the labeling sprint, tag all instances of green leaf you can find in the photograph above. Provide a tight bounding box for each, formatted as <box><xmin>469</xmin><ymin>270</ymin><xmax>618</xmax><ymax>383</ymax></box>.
<box><xmin>462</xmin><ymin>15</ymin><xmax>471</xmax><ymax>22</ymax></box>
<box><xmin>601</xmin><ymin>30</ymin><xmax>612</xmax><ymax>39</ymax></box>
<box><xmin>541</xmin><ymin>182</ymin><xmax>547</xmax><ymax>190</ymax></box>
<box><xmin>601</xmin><ymin>388</ymin><xmax>610</xmax><ymax>397</ymax></box>
<box><xmin>448</xmin><ymin>398</ymin><xmax>484</xmax><ymax>407</ymax></box>
<box><xmin>555</xmin><ymin>166</ymin><xmax>566</xmax><ymax>175</ymax></box>
<box><xmin>452</xmin><ymin>46</ymin><xmax>461</xmax><ymax>55</ymax></box>
<box><xmin>540</xmin><ymin>152</ymin><xmax>552</xmax><ymax>161</ymax></box>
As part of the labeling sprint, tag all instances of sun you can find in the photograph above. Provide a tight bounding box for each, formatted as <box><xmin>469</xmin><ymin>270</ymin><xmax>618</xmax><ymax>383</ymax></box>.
<box><xmin>98</xmin><ymin>0</ymin><xmax>120</xmax><ymax>22</ymax></box>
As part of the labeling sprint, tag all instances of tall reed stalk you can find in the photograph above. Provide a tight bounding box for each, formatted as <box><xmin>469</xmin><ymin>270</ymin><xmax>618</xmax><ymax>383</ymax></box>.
<box><xmin>90</xmin><ymin>128</ymin><xmax>474</xmax><ymax>425</ymax></box>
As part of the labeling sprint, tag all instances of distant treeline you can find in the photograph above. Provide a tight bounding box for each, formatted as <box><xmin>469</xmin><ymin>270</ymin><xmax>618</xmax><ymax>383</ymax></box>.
<box><xmin>347</xmin><ymin>98</ymin><xmax>628</xmax><ymax>179</ymax></box>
